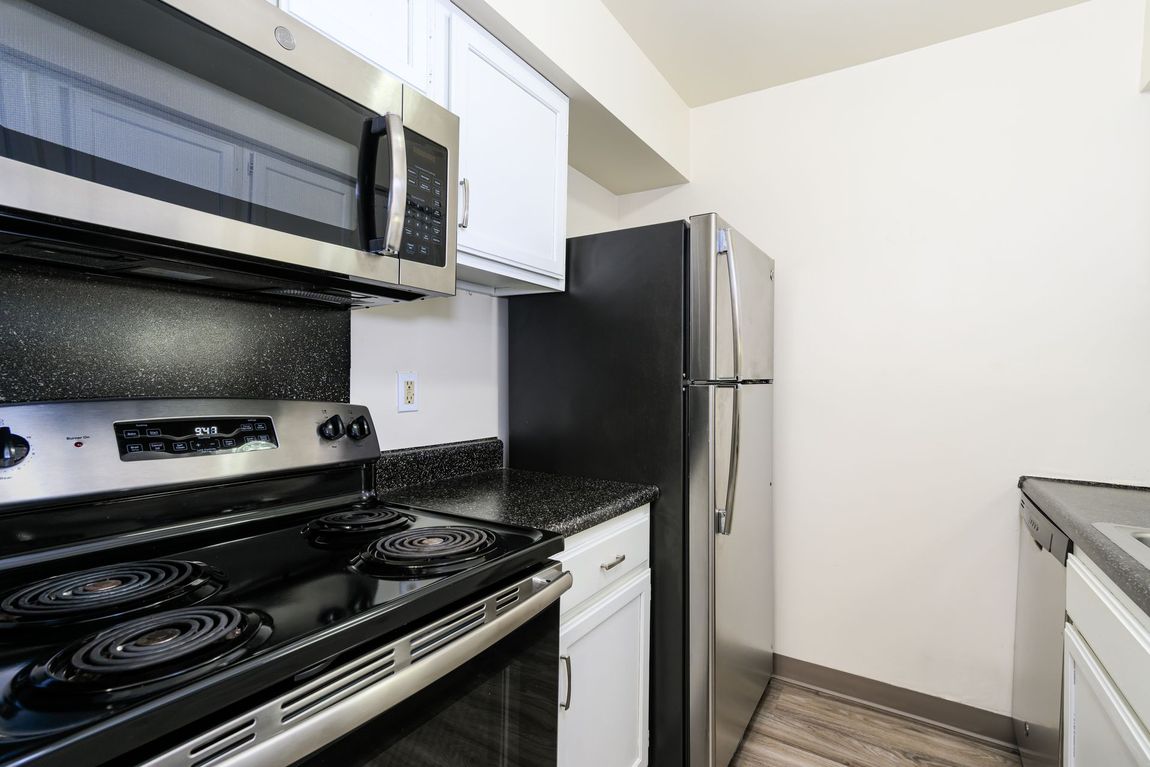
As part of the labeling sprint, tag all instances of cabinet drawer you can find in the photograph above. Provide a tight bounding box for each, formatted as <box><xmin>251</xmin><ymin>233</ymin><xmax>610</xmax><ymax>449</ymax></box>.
<box><xmin>555</xmin><ymin>506</ymin><xmax>649</xmax><ymax>617</ymax></box>
<box><xmin>1067</xmin><ymin>554</ymin><xmax>1150</xmax><ymax>729</ymax></box>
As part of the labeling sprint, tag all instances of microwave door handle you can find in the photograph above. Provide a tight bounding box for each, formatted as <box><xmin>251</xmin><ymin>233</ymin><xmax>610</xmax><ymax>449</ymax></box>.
<box><xmin>359</xmin><ymin>113</ymin><xmax>407</xmax><ymax>256</ymax></box>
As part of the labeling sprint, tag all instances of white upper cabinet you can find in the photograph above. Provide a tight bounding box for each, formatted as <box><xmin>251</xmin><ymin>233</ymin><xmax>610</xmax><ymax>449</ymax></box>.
<box><xmin>448</xmin><ymin>9</ymin><xmax>569</xmax><ymax>293</ymax></box>
<box><xmin>272</xmin><ymin>0</ymin><xmax>570</xmax><ymax>293</ymax></box>
<box><xmin>277</xmin><ymin>0</ymin><xmax>433</xmax><ymax>95</ymax></box>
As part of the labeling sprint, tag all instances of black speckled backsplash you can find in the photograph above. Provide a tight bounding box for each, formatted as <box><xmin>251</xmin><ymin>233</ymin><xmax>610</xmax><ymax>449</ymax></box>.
<box><xmin>0</xmin><ymin>262</ymin><xmax>350</xmax><ymax>403</ymax></box>
<box><xmin>375</xmin><ymin>437</ymin><xmax>504</xmax><ymax>492</ymax></box>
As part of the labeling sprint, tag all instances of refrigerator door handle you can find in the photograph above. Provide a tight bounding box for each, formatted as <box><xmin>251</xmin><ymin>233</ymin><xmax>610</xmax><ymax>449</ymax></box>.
<box><xmin>716</xmin><ymin>383</ymin><xmax>741</xmax><ymax>535</ymax></box>
<box><xmin>719</xmin><ymin>228</ymin><xmax>744</xmax><ymax>381</ymax></box>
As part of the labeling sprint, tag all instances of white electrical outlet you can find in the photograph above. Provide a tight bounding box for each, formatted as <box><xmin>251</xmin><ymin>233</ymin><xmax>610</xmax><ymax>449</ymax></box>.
<box><xmin>397</xmin><ymin>371</ymin><xmax>418</xmax><ymax>413</ymax></box>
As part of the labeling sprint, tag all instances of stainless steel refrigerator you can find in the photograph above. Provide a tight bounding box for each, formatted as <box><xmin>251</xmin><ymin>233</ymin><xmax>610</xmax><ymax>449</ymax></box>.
<box><xmin>508</xmin><ymin>213</ymin><xmax>774</xmax><ymax>767</ymax></box>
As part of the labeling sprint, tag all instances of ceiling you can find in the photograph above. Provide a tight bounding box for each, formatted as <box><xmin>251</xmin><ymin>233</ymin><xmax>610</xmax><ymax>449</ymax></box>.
<box><xmin>600</xmin><ymin>0</ymin><xmax>1088</xmax><ymax>107</ymax></box>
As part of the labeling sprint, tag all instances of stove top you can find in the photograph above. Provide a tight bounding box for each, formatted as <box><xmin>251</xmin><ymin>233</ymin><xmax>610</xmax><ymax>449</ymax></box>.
<box><xmin>0</xmin><ymin>499</ymin><xmax>561</xmax><ymax>765</ymax></box>
<box><xmin>0</xmin><ymin>399</ymin><xmax>563</xmax><ymax>767</ymax></box>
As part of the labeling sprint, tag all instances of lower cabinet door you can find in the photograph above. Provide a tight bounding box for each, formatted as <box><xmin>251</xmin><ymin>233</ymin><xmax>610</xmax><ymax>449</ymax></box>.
<box><xmin>558</xmin><ymin>569</ymin><xmax>651</xmax><ymax>767</ymax></box>
<box><xmin>1064</xmin><ymin>625</ymin><xmax>1150</xmax><ymax>767</ymax></box>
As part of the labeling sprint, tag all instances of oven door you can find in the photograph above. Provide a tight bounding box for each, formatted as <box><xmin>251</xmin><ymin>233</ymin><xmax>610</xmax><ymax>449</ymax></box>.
<box><xmin>0</xmin><ymin>0</ymin><xmax>457</xmax><ymax>298</ymax></box>
<box><xmin>294</xmin><ymin>604</ymin><xmax>560</xmax><ymax>767</ymax></box>
<box><xmin>138</xmin><ymin>566</ymin><xmax>570</xmax><ymax>767</ymax></box>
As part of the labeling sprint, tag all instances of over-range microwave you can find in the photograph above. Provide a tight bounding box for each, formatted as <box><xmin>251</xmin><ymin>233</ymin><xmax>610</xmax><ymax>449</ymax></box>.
<box><xmin>0</xmin><ymin>0</ymin><xmax>458</xmax><ymax>305</ymax></box>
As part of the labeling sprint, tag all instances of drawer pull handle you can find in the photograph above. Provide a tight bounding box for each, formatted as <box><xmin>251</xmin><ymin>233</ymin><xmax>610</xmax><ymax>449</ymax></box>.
<box><xmin>601</xmin><ymin>555</ymin><xmax>626</xmax><ymax>572</ymax></box>
<box><xmin>560</xmin><ymin>655</ymin><xmax>573</xmax><ymax>710</ymax></box>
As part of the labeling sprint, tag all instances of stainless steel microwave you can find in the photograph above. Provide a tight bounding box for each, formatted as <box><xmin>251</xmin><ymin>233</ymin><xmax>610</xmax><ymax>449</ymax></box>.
<box><xmin>0</xmin><ymin>0</ymin><xmax>458</xmax><ymax>304</ymax></box>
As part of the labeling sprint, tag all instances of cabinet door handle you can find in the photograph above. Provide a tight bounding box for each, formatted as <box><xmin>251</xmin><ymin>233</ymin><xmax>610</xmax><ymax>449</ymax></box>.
<box><xmin>560</xmin><ymin>655</ymin><xmax>572</xmax><ymax>710</ymax></box>
<box><xmin>459</xmin><ymin>177</ymin><xmax>470</xmax><ymax>229</ymax></box>
<box><xmin>600</xmin><ymin>554</ymin><xmax>626</xmax><ymax>572</ymax></box>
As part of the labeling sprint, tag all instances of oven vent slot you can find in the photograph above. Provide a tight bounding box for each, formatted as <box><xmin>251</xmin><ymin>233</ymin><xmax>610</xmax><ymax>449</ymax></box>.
<box><xmin>279</xmin><ymin>647</ymin><xmax>396</xmax><ymax>724</ymax></box>
<box><xmin>495</xmin><ymin>586</ymin><xmax>520</xmax><ymax>614</ymax></box>
<box><xmin>259</xmin><ymin>288</ymin><xmax>366</xmax><ymax>305</ymax></box>
<box><xmin>184</xmin><ymin>718</ymin><xmax>256</xmax><ymax>767</ymax></box>
<box><xmin>410</xmin><ymin>604</ymin><xmax>486</xmax><ymax>661</ymax></box>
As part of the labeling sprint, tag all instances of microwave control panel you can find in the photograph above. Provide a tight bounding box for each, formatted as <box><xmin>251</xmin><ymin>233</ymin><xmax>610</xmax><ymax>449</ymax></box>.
<box><xmin>114</xmin><ymin>416</ymin><xmax>279</xmax><ymax>460</ymax></box>
<box><xmin>401</xmin><ymin>130</ymin><xmax>449</xmax><ymax>268</ymax></box>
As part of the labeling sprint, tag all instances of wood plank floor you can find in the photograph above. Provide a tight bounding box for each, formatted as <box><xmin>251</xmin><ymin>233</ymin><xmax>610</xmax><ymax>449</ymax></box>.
<box><xmin>730</xmin><ymin>681</ymin><xmax>1022</xmax><ymax>767</ymax></box>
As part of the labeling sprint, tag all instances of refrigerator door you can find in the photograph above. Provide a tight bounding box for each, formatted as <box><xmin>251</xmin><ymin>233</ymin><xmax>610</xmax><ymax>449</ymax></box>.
<box><xmin>687</xmin><ymin>382</ymin><xmax>774</xmax><ymax>767</ymax></box>
<box><xmin>688</xmin><ymin>214</ymin><xmax>775</xmax><ymax>383</ymax></box>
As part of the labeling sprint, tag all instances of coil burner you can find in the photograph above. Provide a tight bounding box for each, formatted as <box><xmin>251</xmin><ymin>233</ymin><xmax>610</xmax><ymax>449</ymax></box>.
<box><xmin>354</xmin><ymin>526</ymin><xmax>500</xmax><ymax>578</ymax></box>
<box><xmin>306</xmin><ymin>507</ymin><xmax>414</xmax><ymax>547</ymax></box>
<box><xmin>0</xmin><ymin>561</ymin><xmax>225</xmax><ymax>634</ymax></box>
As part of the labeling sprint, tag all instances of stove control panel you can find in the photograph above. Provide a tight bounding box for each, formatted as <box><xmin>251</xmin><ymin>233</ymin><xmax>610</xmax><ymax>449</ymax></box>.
<box><xmin>0</xmin><ymin>399</ymin><xmax>380</xmax><ymax>509</ymax></box>
<box><xmin>114</xmin><ymin>416</ymin><xmax>279</xmax><ymax>460</ymax></box>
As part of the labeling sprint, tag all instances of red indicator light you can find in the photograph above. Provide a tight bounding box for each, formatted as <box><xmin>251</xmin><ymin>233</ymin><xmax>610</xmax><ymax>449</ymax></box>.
<box><xmin>73</xmin><ymin>441</ymin><xmax>83</xmax><ymax>448</ymax></box>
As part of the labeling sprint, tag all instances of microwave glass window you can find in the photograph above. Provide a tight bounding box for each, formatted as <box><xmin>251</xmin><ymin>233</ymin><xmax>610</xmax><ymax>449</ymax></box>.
<box><xmin>0</xmin><ymin>0</ymin><xmax>395</xmax><ymax>250</ymax></box>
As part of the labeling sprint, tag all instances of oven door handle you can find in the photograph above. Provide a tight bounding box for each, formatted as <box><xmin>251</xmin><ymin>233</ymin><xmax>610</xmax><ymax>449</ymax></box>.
<box><xmin>139</xmin><ymin>566</ymin><xmax>571</xmax><ymax>767</ymax></box>
<box><xmin>357</xmin><ymin>112</ymin><xmax>407</xmax><ymax>256</ymax></box>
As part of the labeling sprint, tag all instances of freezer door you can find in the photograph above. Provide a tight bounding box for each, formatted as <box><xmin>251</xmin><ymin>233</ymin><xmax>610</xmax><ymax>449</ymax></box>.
<box><xmin>687</xmin><ymin>382</ymin><xmax>774</xmax><ymax>767</ymax></box>
<box><xmin>688</xmin><ymin>214</ymin><xmax>775</xmax><ymax>383</ymax></box>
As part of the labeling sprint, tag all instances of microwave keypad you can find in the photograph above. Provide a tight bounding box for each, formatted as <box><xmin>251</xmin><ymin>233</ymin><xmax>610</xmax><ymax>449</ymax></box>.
<box><xmin>400</xmin><ymin>131</ymin><xmax>449</xmax><ymax>268</ymax></box>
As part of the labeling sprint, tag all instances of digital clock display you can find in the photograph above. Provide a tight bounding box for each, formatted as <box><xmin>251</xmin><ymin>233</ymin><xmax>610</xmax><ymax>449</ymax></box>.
<box><xmin>114</xmin><ymin>416</ymin><xmax>278</xmax><ymax>460</ymax></box>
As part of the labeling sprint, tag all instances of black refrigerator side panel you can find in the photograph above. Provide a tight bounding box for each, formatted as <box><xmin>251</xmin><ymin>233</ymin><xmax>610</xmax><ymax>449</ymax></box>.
<box><xmin>508</xmin><ymin>220</ymin><xmax>689</xmax><ymax>767</ymax></box>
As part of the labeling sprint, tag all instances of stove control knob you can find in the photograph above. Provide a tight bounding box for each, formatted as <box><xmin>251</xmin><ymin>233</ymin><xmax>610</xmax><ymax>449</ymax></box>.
<box><xmin>348</xmin><ymin>415</ymin><xmax>372</xmax><ymax>441</ymax></box>
<box><xmin>318</xmin><ymin>414</ymin><xmax>346</xmax><ymax>441</ymax></box>
<box><xmin>0</xmin><ymin>427</ymin><xmax>30</xmax><ymax>468</ymax></box>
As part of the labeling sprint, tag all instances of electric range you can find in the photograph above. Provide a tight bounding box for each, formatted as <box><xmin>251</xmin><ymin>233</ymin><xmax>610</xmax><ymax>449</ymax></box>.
<box><xmin>0</xmin><ymin>399</ymin><xmax>568</xmax><ymax>767</ymax></box>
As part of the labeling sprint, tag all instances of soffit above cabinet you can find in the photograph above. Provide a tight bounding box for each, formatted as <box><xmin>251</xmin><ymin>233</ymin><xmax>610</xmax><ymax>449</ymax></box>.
<box><xmin>451</xmin><ymin>0</ymin><xmax>690</xmax><ymax>194</ymax></box>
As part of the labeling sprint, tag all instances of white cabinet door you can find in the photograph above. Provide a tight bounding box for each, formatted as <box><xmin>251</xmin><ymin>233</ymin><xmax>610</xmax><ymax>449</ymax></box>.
<box><xmin>449</xmin><ymin>9</ymin><xmax>568</xmax><ymax>287</ymax></box>
<box><xmin>278</xmin><ymin>0</ymin><xmax>432</xmax><ymax>94</ymax></box>
<box><xmin>1064</xmin><ymin>625</ymin><xmax>1150</xmax><ymax>767</ymax></box>
<box><xmin>558</xmin><ymin>570</ymin><xmax>650</xmax><ymax>767</ymax></box>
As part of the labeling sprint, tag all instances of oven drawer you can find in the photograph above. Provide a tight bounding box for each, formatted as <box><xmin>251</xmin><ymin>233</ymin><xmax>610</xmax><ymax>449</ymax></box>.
<box><xmin>554</xmin><ymin>505</ymin><xmax>650</xmax><ymax>618</ymax></box>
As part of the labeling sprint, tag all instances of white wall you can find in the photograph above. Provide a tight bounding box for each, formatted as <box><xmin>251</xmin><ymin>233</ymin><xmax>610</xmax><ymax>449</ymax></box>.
<box><xmin>617</xmin><ymin>0</ymin><xmax>1150</xmax><ymax>715</ymax></box>
<box><xmin>349</xmin><ymin>166</ymin><xmax>618</xmax><ymax>452</ymax></box>
<box><xmin>351</xmin><ymin>290</ymin><xmax>506</xmax><ymax>450</ymax></box>
<box><xmin>1143</xmin><ymin>0</ymin><xmax>1150</xmax><ymax>89</ymax></box>
<box><xmin>567</xmin><ymin>166</ymin><xmax>623</xmax><ymax>236</ymax></box>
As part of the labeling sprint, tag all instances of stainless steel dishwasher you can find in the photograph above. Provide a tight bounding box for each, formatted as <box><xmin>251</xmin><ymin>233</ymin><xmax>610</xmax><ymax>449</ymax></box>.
<box><xmin>1012</xmin><ymin>493</ymin><xmax>1071</xmax><ymax>767</ymax></box>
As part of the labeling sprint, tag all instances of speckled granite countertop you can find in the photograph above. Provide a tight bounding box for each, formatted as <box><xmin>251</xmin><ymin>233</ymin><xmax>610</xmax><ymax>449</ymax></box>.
<box><xmin>1021</xmin><ymin>477</ymin><xmax>1150</xmax><ymax>615</ymax></box>
<box><xmin>379</xmin><ymin>468</ymin><xmax>659</xmax><ymax>538</ymax></box>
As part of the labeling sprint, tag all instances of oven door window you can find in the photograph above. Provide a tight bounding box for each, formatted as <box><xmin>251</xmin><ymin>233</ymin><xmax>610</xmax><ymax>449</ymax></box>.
<box><xmin>0</xmin><ymin>0</ymin><xmax>397</xmax><ymax>251</ymax></box>
<box><xmin>292</xmin><ymin>606</ymin><xmax>559</xmax><ymax>767</ymax></box>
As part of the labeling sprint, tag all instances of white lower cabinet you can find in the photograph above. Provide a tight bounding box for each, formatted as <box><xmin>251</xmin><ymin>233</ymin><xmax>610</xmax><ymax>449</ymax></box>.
<box><xmin>1064</xmin><ymin>553</ymin><xmax>1150</xmax><ymax>767</ymax></box>
<box><xmin>1063</xmin><ymin>625</ymin><xmax>1150</xmax><ymax>766</ymax></box>
<box><xmin>558</xmin><ymin>569</ymin><xmax>650</xmax><ymax>767</ymax></box>
<box><xmin>553</xmin><ymin>506</ymin><xmax>651</xmax><ymax>767</ymax></box>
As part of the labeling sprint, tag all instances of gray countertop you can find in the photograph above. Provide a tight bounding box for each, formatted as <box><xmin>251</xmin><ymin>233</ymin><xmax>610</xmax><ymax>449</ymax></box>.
<box><xmin>1020</xmin><ymin>476</ymin><xmax>1150</xmax><ymax>615</ymax></box>
<box><xmin>379</xmin><ymin>468</ymin><xmax>659</xmax><ymax>538</ymax></box>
